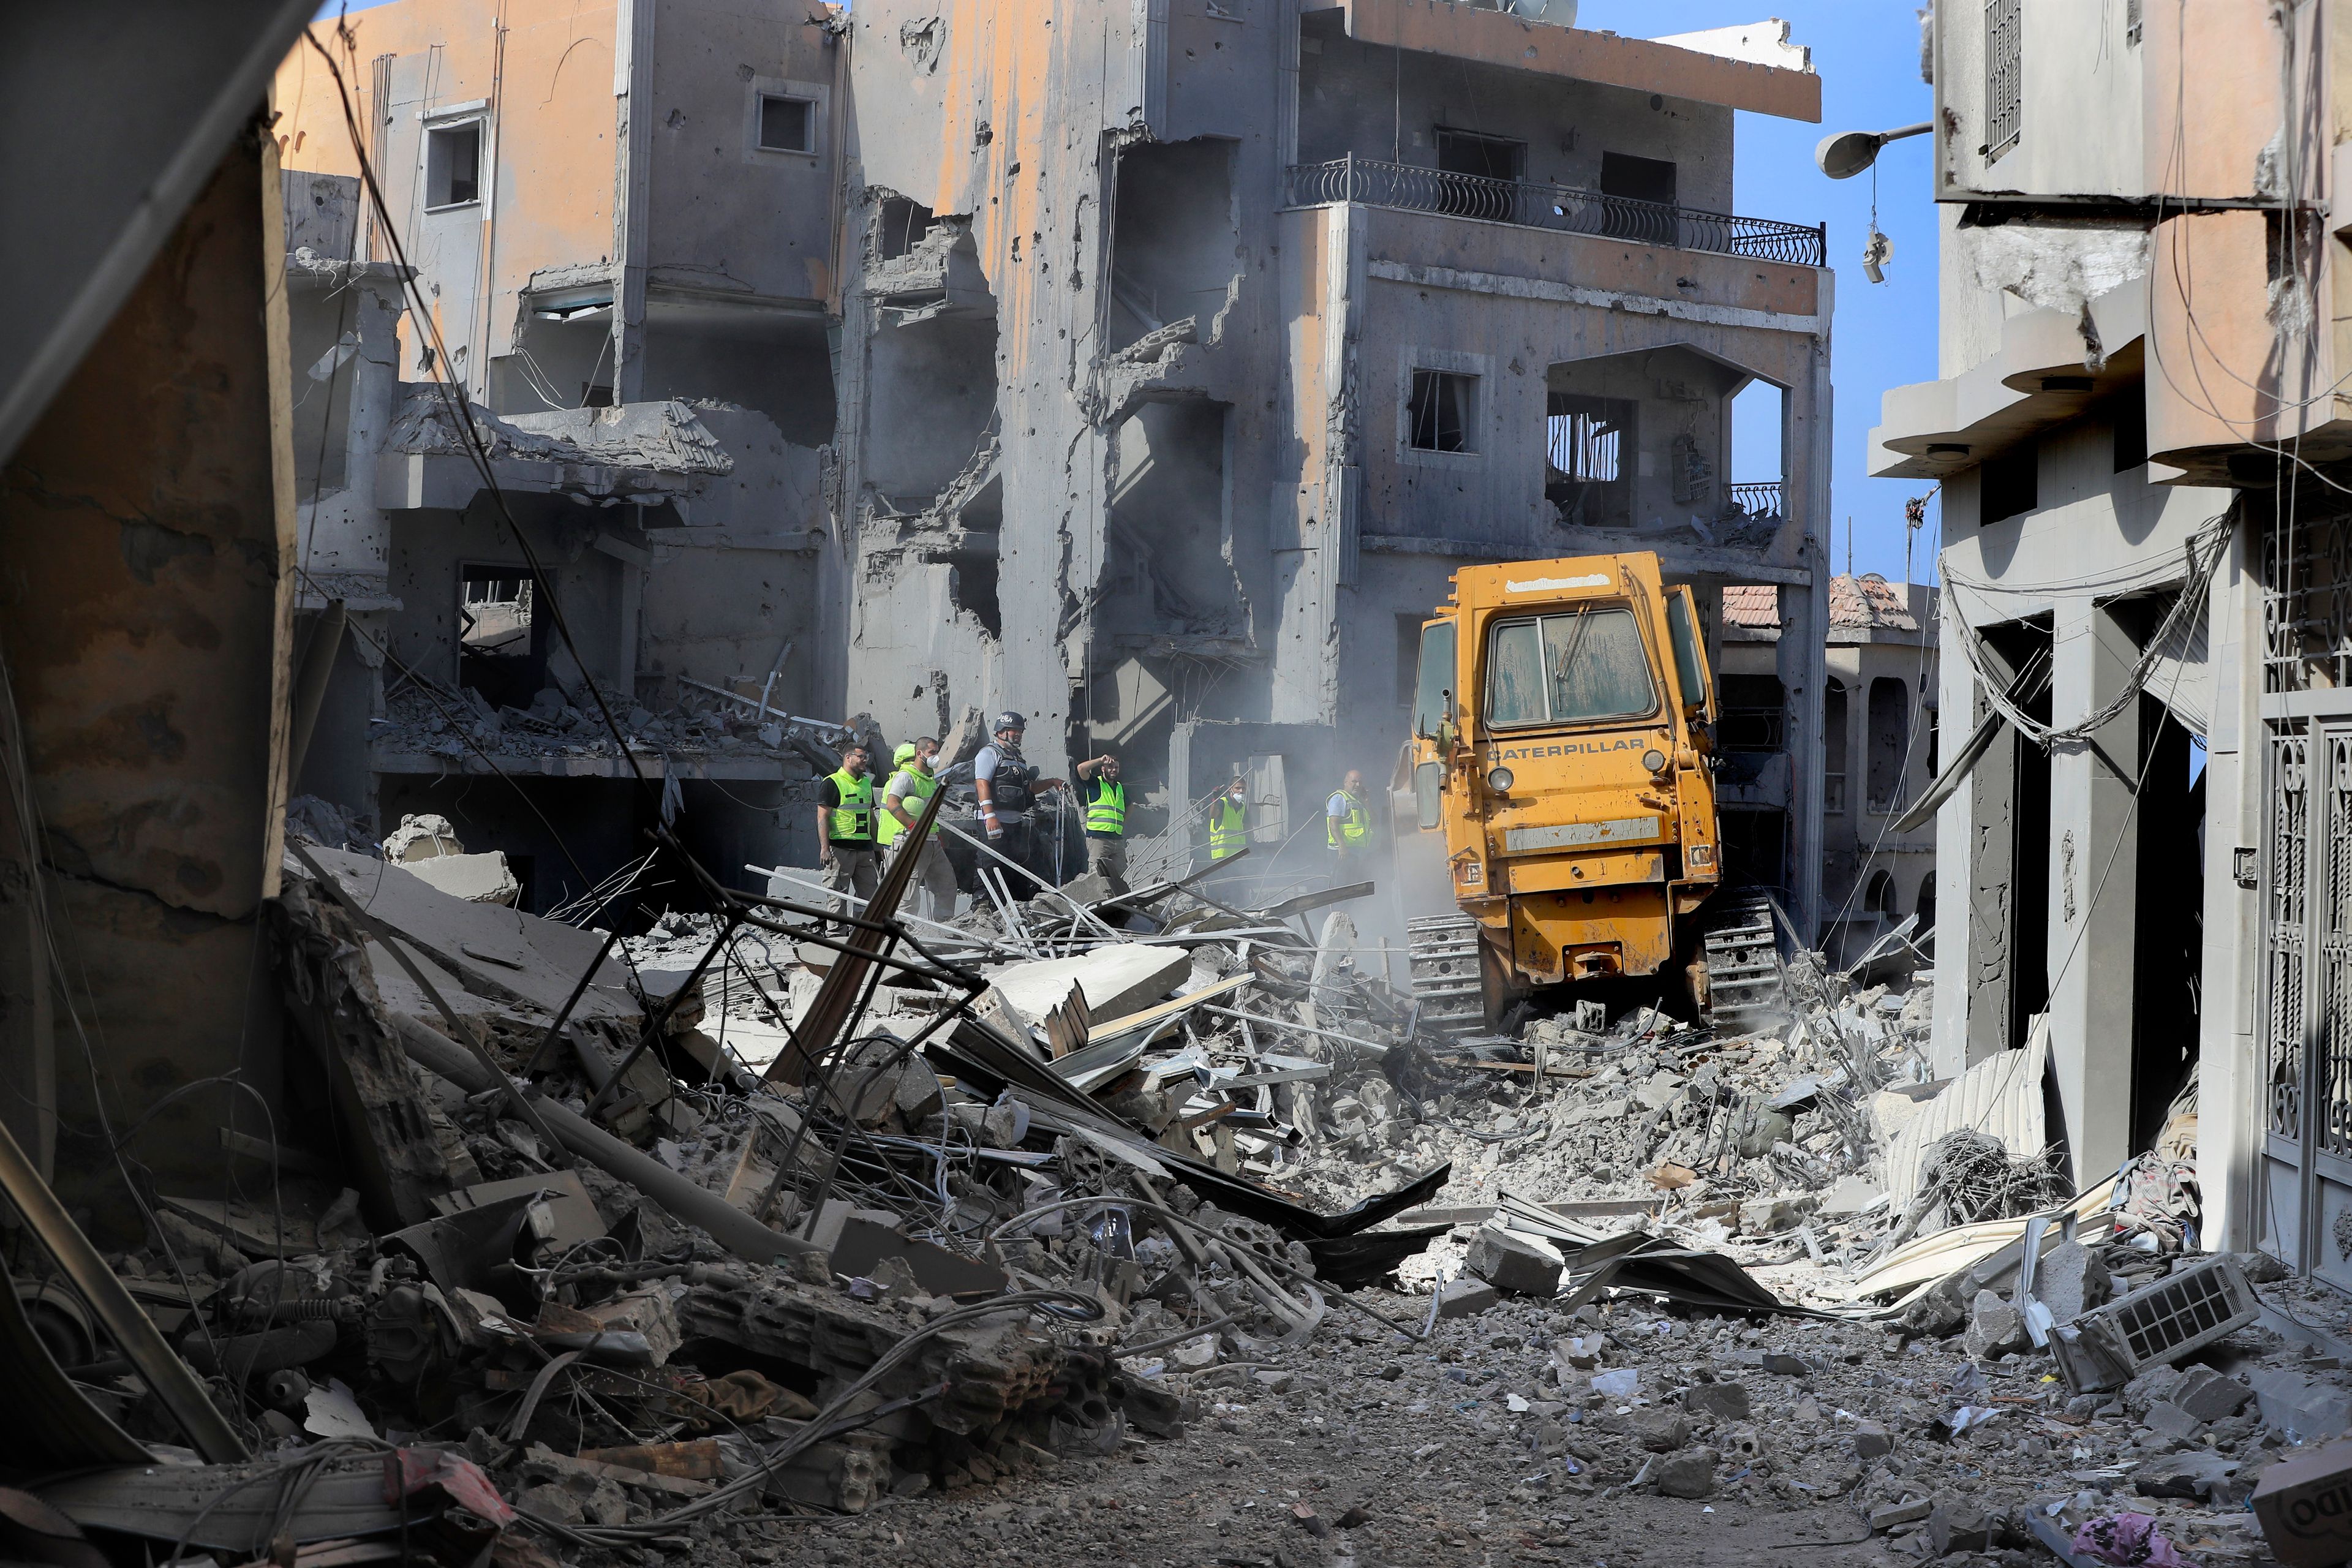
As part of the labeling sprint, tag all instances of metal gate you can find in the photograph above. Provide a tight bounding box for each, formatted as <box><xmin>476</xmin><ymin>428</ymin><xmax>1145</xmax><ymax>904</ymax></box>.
<box><xmin>2258</xmin><ymin>511</ymin><xmax>2352</xmax><ymax>1285</ymax></box>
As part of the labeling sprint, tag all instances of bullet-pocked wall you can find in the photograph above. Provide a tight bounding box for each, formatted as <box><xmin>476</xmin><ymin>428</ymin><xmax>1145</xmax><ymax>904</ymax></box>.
<box><xmin>1295</xmin><ymin>11</ymin><xmax>1736</xmax><ymax>216</ymax></box>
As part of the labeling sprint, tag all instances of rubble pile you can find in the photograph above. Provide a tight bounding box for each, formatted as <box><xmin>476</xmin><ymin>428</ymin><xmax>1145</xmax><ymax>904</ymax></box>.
<box><xmin>368</xmin><ymin>671</ymin><xmax>872</xmax><ymax>771</ymax></box>
<box><xmin>15</xmin><ymin>814</ymin><xmax>2352</xmax><ymax>1568</ymax></box>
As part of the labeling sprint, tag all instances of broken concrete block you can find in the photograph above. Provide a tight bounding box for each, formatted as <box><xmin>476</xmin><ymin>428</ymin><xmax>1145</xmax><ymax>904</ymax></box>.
<box><xmin>1434</xmin><ymin>1277</ymin><xmax>1499</xmax><ymax>1319</ymax></box>
<box><xmin>2124</xmin><ymin>1363</ymin><xmax>2188</xmax><ymax>1417</ymax></box>
<box><xmin>2135</xmin><ymin>1449</ymin><xmax>2242</xmax><ymax>1503</ymax></box>
<box><xmin>1926</xmin><ymin>1501</ymin><xmax>1994</xmax><ymax>1555</ymax></box>
<box><xmin>1868</xmin><ymin>1496</ymin><xmax>1934</xmax><ymax>1531</ymax></box>
<box><xmin>402</xmin><ymin>850</ymin><xmax>521</xmax><ymax>905</ymax></box>
<box><xmin>1818</xmin><ymin>1174</ymin><xmax>1887</xmax><ymax>1217</ymax></box>
<box><xmin>2253</xmin><ymin>1436</ymin><xmax>2352</xmax><ymax>1565</ymax></box>
<box><xmin>1852</xmin><ymin>1420</ymin><xmax>1894</xmax><ymax>1461</ymax></box>
<box><xmin>1464</xmin><ymin>1225</ymin><xmax>1564</xmax><ymax>1297</ymax></box>
<box><xmin>1684</xmin><ymin>1382</ymin><xmax>1750</xmax><ymax>1420</ymax></box>
<box><xmin>2032</xmin><ymin>1238</ymin><xmax>2111</xmax><ymax>1324</ymax></box>
<box><xmin>2173</xmin><ymin>1365</ymin><xmax>2256</xmax><ymax>1423</ymax></box>
<box><xmin>1964</xmin><ymin>1289</ymin><xmax>2027</xmax><ymax>1360</ymax></box>
<box><xmin>1629</xmin><ymin>1409</ymin><xmax>1691</xmax><ymax>1452</ymax></box>
<box><xmin>989</xmin><ymin>947</ymin><xmax>1189</xmax><ymax>1028</ymax></box>
<box><xmin>1758</xmin><ymin>1351</ymin><xmax>1810</xmax><ymax>1376</ymax></box>
<box><xmin>2141</xmin><ymin>1400</ymin><xmax>2204</xmax><ymax>1442</ymax></box>
<box><xmin>1652</xmin><ymin>1448</ymin><xmax>1715</xmax><ymax>1499</ymax></box>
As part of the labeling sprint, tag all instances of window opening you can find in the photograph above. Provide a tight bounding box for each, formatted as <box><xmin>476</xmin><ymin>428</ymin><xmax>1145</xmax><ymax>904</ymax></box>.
<box><xmin>1717</xmin><ymin>674</ymin><xmax>1787</xmax><ymax>752</ymax></box>
<box><xmin>758</xmin><ymin>93</ymin><xmax>815</xmax><ymax>153</ymax></box>
<box><xmin>458</xmin><ymin>564</ymin><xmax>546</xmax><ymax>708</ymax></box>
<box><xmin>1483</xmin><ymin>606</ymin><xmax>1657</xmax><ymax>728</ymax></box>
<box><xmin>1823</xmin><ymin>680</ymin><xmax>1849</xmax><ymax>814</ymax></box>
<box><xmin>1434</xmin><ymin>128</ymin><xmax>1525</xmax><ymax>182</ymax></box>
<box><xmin>1545</xmin><ymin>392</ymin><xmax>1634</xmax><ymax>527</ymax></box>
<box><xmin>1408</xmin><ymin>369</ymin><xmax>1476</xmax><ymax>453</ymax></box>
<box><xmin>1982</xmin><ymin>443</ymin><xmax>2037</xmax><ymax>525</ymax></box>
<box><xmin>1868</xmin><ymin>676</ymin><xmax>1910</xmax><ymax>813</ymax></box>
<box><xmin>425</xmin><ymin>122</ymin><xmax>481</xmax><ymax>209</ymax></box>
<box><xmin>1599</xmin><ymin>152</ymin><xmax>1676</xmax><ymax>206</ymax></box>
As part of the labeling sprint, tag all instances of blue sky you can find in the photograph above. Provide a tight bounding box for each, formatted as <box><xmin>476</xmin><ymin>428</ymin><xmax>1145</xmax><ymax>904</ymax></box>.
<box><xmin>1572</xmin><ymin>1</ymin><xmax>1939</xmax><ymax>584</ymax></box>
<box><xmin>315</xmin><ymin>0</ymin><xmax>1937</xmax><ymax>580</ymax></box>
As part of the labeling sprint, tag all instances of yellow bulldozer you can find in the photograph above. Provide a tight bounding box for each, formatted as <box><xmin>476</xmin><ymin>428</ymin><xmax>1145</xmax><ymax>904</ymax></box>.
<box><xmin>1393</xmin><ymin>550</ymin><xmax>1782</xmax><ymax>1036</ymax></box>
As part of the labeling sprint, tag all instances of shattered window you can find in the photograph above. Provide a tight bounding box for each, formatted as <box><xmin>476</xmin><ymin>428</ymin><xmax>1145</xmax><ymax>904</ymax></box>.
<box><xmin>1408</xmin><ymin>369</ymin><xmax>1476</xmax><ymax>453</ymax></box>
<box><xmin>1484</xmin><ymin>607</ymin><xmax>1656</xmax><ymax>729</ymax></box>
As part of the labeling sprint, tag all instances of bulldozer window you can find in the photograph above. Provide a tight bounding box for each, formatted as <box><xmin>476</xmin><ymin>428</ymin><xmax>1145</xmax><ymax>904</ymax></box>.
<box><xmin>1665</xmin><ymin>589</ymin><xmax>1708</xmax><ymax>718</ymax></box>
<box><xmin>1414</xmin><ymin>620</ymin><xmax>1457</xmax><ymax>739</ymax></box>
<box><xmin>1485</xmin><ymin>608</ymin><xmax>1656</xmax><ymax>728</ymax></box>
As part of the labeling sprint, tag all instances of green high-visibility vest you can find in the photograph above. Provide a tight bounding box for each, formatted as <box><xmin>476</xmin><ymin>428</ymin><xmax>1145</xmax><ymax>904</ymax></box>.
<box><xmin>876</xmin><ymin>769</ymin><xmax>938</xmax><ymax>846</ymax></box>
<box><xmin>826</xmin><ymin>769</ymin><xmax>873</xmax><ymax>843</ymax></box>
<box><xmin>1327</xmin><ymin>790</ymin><xmax>1370</xmax><ymax>850</ymax></box>
<box><xmin>1084</xmin><ymin>778</ymin><xmax>1126</xmax><ymax>837</ymax></box>
<box><xmin>1210</xmin><ymin>797</ymin><xmax>1248</xmax><ymax>859</ymax></box>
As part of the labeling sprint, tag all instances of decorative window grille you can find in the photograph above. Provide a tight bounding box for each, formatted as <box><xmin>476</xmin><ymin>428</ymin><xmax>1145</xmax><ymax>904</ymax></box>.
<box><xmin>1986</xmin><ymin>0</ymin><xmax>2022</xmax><ymax>163</ymax></box>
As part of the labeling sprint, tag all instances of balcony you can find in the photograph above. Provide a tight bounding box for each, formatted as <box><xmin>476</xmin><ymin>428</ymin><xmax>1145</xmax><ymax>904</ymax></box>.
<box><xmin>1285</xmin><ymin>156</ymin><xmax>1825</xmax><ymax>268</ymax></box>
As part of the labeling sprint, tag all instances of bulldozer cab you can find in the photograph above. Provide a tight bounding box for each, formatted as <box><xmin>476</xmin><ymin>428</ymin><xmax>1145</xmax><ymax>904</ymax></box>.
<box><xmin>1398</xmin><ymin>554</ymin><xmax>1728</xmax><ymax>1023</ymax></box>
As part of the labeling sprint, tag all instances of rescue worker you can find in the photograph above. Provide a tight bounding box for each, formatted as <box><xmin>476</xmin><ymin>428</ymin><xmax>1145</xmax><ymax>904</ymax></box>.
<box><xmin>1207</xmin><ymin>776</ymin><xmax>1250</xmax><ymax>867</ymax></box>
<box><xmin>972</xmin><ymin>711</ymin><xmax>1066</xmax><ymax>895</ymax></box>
<box><xmin>1325</xmin><ymin>766</ymin><xmax>1372</xmax><ymax>888</ymax></box>
<box><xmin>1074</xmin><ymin>750</ymin><xmax>1128</xmax><ymax>895</ymax></box>
<box><xmin>816</xmin><ymin>741</ymin><xmax>878</xmax><ymax>932</ymax></box>
<box><xmin>879</xmin><ymin>737</ymin><xmax>958</xmax><ymax>924</ymax></box>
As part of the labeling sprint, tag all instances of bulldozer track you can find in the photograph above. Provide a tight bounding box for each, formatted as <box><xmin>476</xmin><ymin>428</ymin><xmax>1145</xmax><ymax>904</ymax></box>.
<box><xmin>1406</xmin><ymin>913</ymin><xmax>1487</xmax><ymax>1041</ymax></box>
<box><xmin>1699</xmin><ymin>888</ymin><xmax>1785</xmax><ymax>1033</ymax></box>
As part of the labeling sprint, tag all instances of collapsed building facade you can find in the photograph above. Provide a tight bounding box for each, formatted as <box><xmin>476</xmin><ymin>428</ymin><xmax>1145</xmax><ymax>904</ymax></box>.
<box><xmin>262</xmin><ymin>0</ymin><xmax>1841</xmax><ymax>931</ymax></box>
<box><xmin>1875</xmin><ymin>0</ymin><xmax>2334</xmax><ymax>1272</ymax></box>
<box><xmin>271</xmin><ymin>3</ymin><xmax>851</xmax><ymax>907</ymax></box>
<box><xmin>837</xmin><ymin>1</ymin><xmax>1838</xmax><ymax>926</ymax></box>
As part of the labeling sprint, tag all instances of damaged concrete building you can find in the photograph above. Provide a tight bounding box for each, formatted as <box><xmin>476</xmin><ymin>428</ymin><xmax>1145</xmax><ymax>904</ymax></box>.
<box><xmin>1721</xmin><ymin>574</ymin><xmax>1939</xmax><ymax>970</ymax></box>
<box><xmin>270</xmin><ymin>3</ymin><xmax>851</xmax><ymax>906</ymax></box>
<box><xmin>1875</xmin><ymin>0</ymin><xmax>2341</xmax><ymax>1270</ymax></box>
<box><xmin>834</xmin><ymin>2</ymin><xmax>1839</xmax><ymax>924</ymax></box>
<box><xmin>262</xmin><ymin>1</ymin><xmax>1844</xmax><ymax>932</ymax></box>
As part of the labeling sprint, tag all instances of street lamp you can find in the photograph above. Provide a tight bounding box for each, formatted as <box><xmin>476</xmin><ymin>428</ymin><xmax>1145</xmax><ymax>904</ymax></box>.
<box><xmin>1814</xmin><ymin>122</ymin><xmax>1932</xmax><ymax>179</ymax></box>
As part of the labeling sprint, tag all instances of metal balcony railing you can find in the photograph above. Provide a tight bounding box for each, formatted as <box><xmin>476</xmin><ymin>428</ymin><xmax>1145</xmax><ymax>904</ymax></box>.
<box><xmin>1728</xmin><ymin>481</ymin><xmax>1784</xmax><ymax>517</ymax></box>
<box><xmin>1285</xmin><ymin>156</ymin><xmax>1826</xmax><ymax>268</ymax></box>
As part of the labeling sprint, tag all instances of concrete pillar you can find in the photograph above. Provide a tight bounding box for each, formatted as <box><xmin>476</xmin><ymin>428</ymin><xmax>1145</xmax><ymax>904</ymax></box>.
<box><xmin>2045</xmin><ymin>595</ymin><xmax>2142</xmax><ymax>1189</ymax></box>
<box><xmin>1931</xmin><ymin>582</ymin><xmax>1991</xmax><ymax>1078</ymax></box>
<box><xmin>2199</xmin><ymin>516</ymin><xmax>2261</xmax><ymax>1251</ymax></box>
<box><xmin>1776</xmin><ymin>573</ymin><xmax>1827</xmax><ymax>937</ymax></box>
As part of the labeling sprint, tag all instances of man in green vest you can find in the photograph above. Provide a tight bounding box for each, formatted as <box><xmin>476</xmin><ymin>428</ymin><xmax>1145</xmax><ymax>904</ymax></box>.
<box><xmin>1207</xmin><ymin>777</ymin><xmax>1250</xmax><ymax>870</ymax></box>
<box><xmin>1074</xmin><ymin>750</ymin><xmax>1128</xmax><ymax>894</ymax></box>
<box><xmin>880</xmin><ymin>737</ymin><xmax>958</xmax><ymax>922</ymax></box>
<box><xmin>1325</xmin><ymin>767</ymin><xmax>1372</xmax><ymax>889</ymax></box>
<box><xmin>816</xmin><ymin>742</ymin><xmax>878</xmax><ymax>932</ymax></box>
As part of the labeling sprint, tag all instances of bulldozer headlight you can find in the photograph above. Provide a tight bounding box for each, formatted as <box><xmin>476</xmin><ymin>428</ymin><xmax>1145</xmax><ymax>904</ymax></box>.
<box><xmin>1487</xmin><ymin>766</ymin><xmax>1515</xmax><ymax>793</ymax></box>
<box><xmin>1642</xmin><ymin>748</ymin><xmax>1668</xmax><ymax>773</ymax></box>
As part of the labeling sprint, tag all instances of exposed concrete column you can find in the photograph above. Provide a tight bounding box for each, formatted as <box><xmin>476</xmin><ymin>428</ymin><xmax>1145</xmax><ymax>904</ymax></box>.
<box><xmin>1929</xmin><ymin>579</ymin><xmax>1981</xmax><ymax>1079</ymax></box>
<box><xmin>2199</xmin><ymin>513</ymin><xmax>2261</xmax><ymax>1250</ymax></box>
<box><xmin>2045</xmin><ymin>595</ymin><xmax>2142</xmax><ymax>1189</ymax></box>
<box><xmin>609</xmin><ymin>0</ymin><xmax>656</xmax><ymax>404</ymax></box>
<box><xmin>1779</xmin><ymin>309</ymin><xmax>1833</xmax><ymax>938</ymax></box>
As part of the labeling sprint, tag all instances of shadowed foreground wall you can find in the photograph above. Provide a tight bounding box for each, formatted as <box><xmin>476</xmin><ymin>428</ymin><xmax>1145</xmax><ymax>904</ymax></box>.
<box><xmin>0</xmin><ymin>127</ymin><xmax>296</xmax><ymax>1231</ymax></box>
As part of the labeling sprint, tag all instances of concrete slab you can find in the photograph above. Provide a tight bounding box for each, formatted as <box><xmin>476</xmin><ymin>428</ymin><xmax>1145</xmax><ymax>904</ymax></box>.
<box><xmin>987</xmin><ymin>946</ymin><xmax>1191</xmax><ymax>1027</ymax></box>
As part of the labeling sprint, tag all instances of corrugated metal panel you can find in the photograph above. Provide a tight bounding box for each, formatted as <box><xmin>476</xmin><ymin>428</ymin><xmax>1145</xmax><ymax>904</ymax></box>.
<box><xmin>1885</xmin><ymin>1023</ymin><xmax>2051</xmax><ymax>1208</ymax></box>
